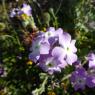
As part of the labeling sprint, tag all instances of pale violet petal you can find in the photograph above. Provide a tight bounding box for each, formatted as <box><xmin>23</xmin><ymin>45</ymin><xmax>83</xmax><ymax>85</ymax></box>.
<box><xmin>89</xmin><ymin>60</ymin><xmax>95</xmax><ymax>68</ymax></box>
<box><xmin>52</xmin><ymin>47</ymin><xmax>65</xmax><ymax>58</ymax></box>
<box><xmin>58</xmin><ymin>59</ymin><xmax>67</xmax><ymax>68</ymax></box>
<box><xmin>70</xmin><ymin>40</ymin><xmax>77</xmax><ymax>53</ymax></box>
<box><xmin>66</xmin><ymin>53</ymin><xmax>77</xmax><ymax>65</ymax></box>
<box><xmin>55</xmin><ymin>28</ymin><xmax>63</xmax><ymax>36</ymax></box>
<box><xmin>59</xmin><ymin>32</ymin><xmax>71</xmax><ymax>48</ymax></box>
<box><xmin>40</xmin><ymin>43</ymin><xmax>50</xmax><ymax>54</ymax></box>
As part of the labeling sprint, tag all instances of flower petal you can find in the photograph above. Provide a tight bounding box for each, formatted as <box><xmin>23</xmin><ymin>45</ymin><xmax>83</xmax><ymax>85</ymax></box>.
<box><xmin>59</xmin><ymin>32</ymin><xmax>71</xmax><ymax>47</ymax></box>
<box><xmin>52</xmin><ymin>47</ymin><xmax>65</xmax><ymax>58</ymax></box>
<box><xmin>55</xmin><ymin>28</ymin><xmax>63</xmax><ymax>36</ymax></box>
<box><xmin>21</xmin><ymin>4</ymin><xmax>32</xmax><ymax>16</ymax></box>
<box><xmin>47</xmin><ymin>27</ymin><xmax>55</xmax><ymax>32</ymax></box>
<box><xmin>86</xmin><ymin>76</ymin><xmax>95</xmax><ymax>88</ymax></box>
<box><xmin>66</xmin><ymin>53</ymin><xmax>77</xmax><ymax>65</ymax></box>
<box><xmin>58</xmin><ymin>59</ymin><xmax>67</xmax><ymax>68</ymax></box>
<box><xmin>89</xmin><ymin>61</ymin><xmax>95</xmax><ymax>68</ymax></box>
<box><xmin>40</xmin><ymin>42</ymin><xmax>50</xmax><ymax>54</ymax></box>
<box><xmin>70</xmin><ymin>40</ymin><xmax>77</xmax><ymax>53</ymax></box>
<box><xmin>29</xmin><ymin>52</ymin><xmax>40</xmax><ymax>63</ymax></box>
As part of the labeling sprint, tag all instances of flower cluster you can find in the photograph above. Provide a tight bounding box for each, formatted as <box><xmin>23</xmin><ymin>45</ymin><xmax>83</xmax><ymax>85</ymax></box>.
<box><xmin>10</xmin><ymin>3</ymin><xmax>32</xmax><ymax>18</ymax></box>
<box><xmin>70</xmin><ymin>67</ymin><xmax>95</xmax><ymax>91</ymax></box>
<box><xmin>1</xmin><ymin>0</ymin><xmax>95</xmax><ymax>94</ymax></box>
<box><xmin>29</xmin><ymin>27</ymin><xmax>77</xmax><ymax>74</ymax></box>
<box><xmin>70</xmin><ymin>53</ymin><xmax>95</xmax><ymax>91</ymax></box>
<box><xmin>10</xmin><ymin>3</ymin><xmax>36</xmax><ymax>29</ymax></box>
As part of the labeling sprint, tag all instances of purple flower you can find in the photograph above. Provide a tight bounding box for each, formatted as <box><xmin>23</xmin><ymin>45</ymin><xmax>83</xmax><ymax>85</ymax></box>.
<box><xmin>10</xmin><ymin>3</ymin><xmax>32</xmax><ymax>18</ymax></box>
<box><xmin>87</xmin><ymin>53</ymin><xmax>95</xmax><ymax>68</ymax></box>
<box><xmin>21</xmin><ymin>3</ymin><xmax>32</xmax><ymax>16</ymax></box>
<box><xmin>29</xmin><ymin>27</ymin><xmax>78</xmax><ymax>74</ymax></box>
<box><xmin>87</xmin><ymin>68</ymin><xmax>95</xmax><ymax>88</ymax></box>
<box><xmin>38</xmin><ymin>46</ymin><xmax>67</xmax><ymax>74</ymax></box>
<box><xmin>70</xmin><ymin>67</ymin><xmax>87</xmax><ymax>91</ymax></box>
<box><xmin>51</xmin><ymin>46</ymin><xmax>67</xmax><ymax>68</ymax></box>
<box><xmin>43</xmin><ymin>28</ymin><xmax>77</xmax><ymax>66</ymax></box>
<box><xmin>86</xmin><ymin>75</ymin><xmax>95</xmax><ymax>88</ymax></box>
<box><xmin>59</xmin><ymin>32</ymin><xmax>77</xmax><ymax>65</ymax></box>
<box><xmin>29</xmin><ymin>36</ymin><xmax>50</xmax><ymax>62</ymax></box>
<box><xmin>45</xmin><ymin>27</ymin><xmax>63</xmax><ymax>38</ymax></box>
<box><xmin>38</xmin><ymin>56</ymin><xmax>66</xmax><ymax>75</ymax></box>
<box><xmin>44</xmin><ymin>27</ymin><xmax>63</xmax><ymax>45</ymax></box>
<box><xmin>70</xmin><ymin>67</ymin><xmax>95</xmax><ymax>90</ymax></box>
<box><xmin>29</xmin><ymin>28</ymin><xmax>63</xmax><ymax>63</ymax></box>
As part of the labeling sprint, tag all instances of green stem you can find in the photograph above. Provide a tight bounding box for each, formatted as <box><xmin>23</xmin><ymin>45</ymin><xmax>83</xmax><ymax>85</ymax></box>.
<box><xmin>61</xmin><ymin>74</ymin><xmax>71</xmax><ymax>82</ymax></box>
<box><xmin>55</xmin><ymin>0</ymin><xmax>63</xmax><ymax>15</ymax></box>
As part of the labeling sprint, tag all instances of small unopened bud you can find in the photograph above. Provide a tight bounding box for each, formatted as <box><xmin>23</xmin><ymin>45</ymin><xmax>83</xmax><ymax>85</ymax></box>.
<box><xmin>43</xmin><ymin>12</ymin><xmax>50</xmax><ymax>26</ymax></box>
